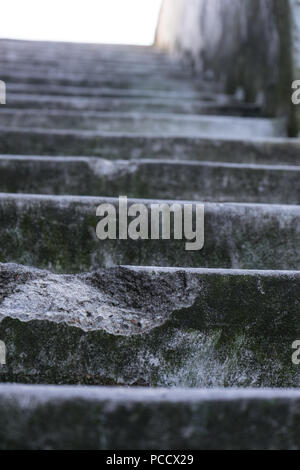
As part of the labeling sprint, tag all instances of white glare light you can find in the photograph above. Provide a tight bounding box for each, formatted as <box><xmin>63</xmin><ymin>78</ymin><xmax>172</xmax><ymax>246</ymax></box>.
<box><xmin>0</xmin><ymin>0</ymin><xmax>162</xmax><ymax>45</ymax></box>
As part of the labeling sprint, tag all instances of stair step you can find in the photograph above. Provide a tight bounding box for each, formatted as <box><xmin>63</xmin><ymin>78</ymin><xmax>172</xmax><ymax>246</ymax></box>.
<box><xmin>3</xmin><ymin>95</ymin><xmax>261</xmax><ymax>116</ymax></box>
<box><xmin>0</xmin><ymin>69</ymin><xmax>200</xmax><ymax>91</ymax></box>
<box><xmin>0</xmin><ymin>194</ymin><xmax>298</xmax><ymax>272</ymax></box>
<box><xmin>6</xmin><ymin>82</ymin><xmax>219</xmax><ymax>100</ymax></box>
<box><xmin>0</xmin><ymin>156</ymin><xmax>299</xmax><ymax>204</ymax></box>
<box><xmin>0</xmin><ymin>263</ymin><xmax>299</xmax><ymax>387</ymax></box>
<box><xmin>0</xmin><ymin>128</ymin><xmax>296</xmax><ymax>164</ymax></box>
<box><xmin>0</xmin><ymin>112</ymin><xmax>286</xmax><ymax>139</ymax></box>
<box><xmin>0</xmin><ymin>35</ymin><xmax>299</xmax><ymax>450</ymax></box>
<box><xmin>0</xmin><ymin>39</ymin><xmax>175</xmax><ymax>63</ymax></box>
<box><xmin>0</xmin><ymin>62</ymin><xmax>193</xmax><ymax>79</ymax></box>
<box><xmin>1</xmin><ymin>385</ymin><xmax>300</xmax><ymax>450</ymax></box>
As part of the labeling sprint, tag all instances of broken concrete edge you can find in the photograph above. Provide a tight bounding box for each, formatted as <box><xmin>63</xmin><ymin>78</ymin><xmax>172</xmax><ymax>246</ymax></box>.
<box><xmin>2</xmin><ymin>260</ymin><xmax>300</xmax><ymax>280</ymax></box>
<box><xmin>0</xmin><ymin>261</ymin><xmax>299</xmax><ymax>387</ymax></box>
<box><xmin>129</xmin><ymin>265</ymin><xmax>300</xmax><ymax>277</ymax></box>
<box><xmin>1</xmin><ymin>384</ymin><xmax>300</xmax><ymax>449</ymax></box>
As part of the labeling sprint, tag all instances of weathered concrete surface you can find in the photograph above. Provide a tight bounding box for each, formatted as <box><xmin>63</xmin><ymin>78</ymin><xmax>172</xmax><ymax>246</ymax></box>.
<box><xmin>156</xmin><ymin>0</ymin><xmax>300</xmax><ymax>135</ymax></box>
<box><xmin>1</xmin><ymin>385</ymin><xmax>300</xmax><ymax>449</ymax></box>
<box><xmin>6</xmin><ymin>82</ymin><xmax>218</xmax><ymax>100</ymax></box>
<box><xmin>0</xmin><ymin>110</ymin><xmax>286</xmax><ymax>139</ymax></box>
<box><xmin>0</xmin><ymin>63</ymin><xmax>192</xmax><ymax>83</ymax></box>
<box><xmin>3</xmin><ymin>95</ymin><xmax>261</xmax><ymax>117</ymax></box>
<box><xmin>0</xmin><ymin>43</ymin><xmax>186</xmax><ymax>70</ymax></box>
<box><xmin>1</xmin><ymin>35</ymin><xmax>299</xmax><ymax>451</ymax></box>
<box><xmin>0</xmin><ymin>263</ymin><xmax>299</xmax><ymax>387</ymax></box>
<box><xmin>0</xmin><ymin>67</ymin><xmax>199</xmax><ymax>92</ymax></box>
<box><xmin>0</xmin><ymin>194</ymin><xmax>299</xmax><ymax>272</ymax></box>
<box><xmin>0</xmin><ymin>110</ymin><xmax>283</xmax><ymax>138</ymax></box>
<box><xmin>1</xmin><ymin>128</ymin><xmax>299</xmax><ymax>165</ymax></box>
<box><xmin>0</xmin><ymin>39</ymin><xmax>170</xmax><ymax>62</ymax></box>
<box><xmin>0</xmin><ymin>156</ymin><xmax>299</xmax><ymax>205</ymax></box>
<box><xmin>0</xmin><ymin>56</ymin><xmax>184</xmax><ymax>73</ymax></box>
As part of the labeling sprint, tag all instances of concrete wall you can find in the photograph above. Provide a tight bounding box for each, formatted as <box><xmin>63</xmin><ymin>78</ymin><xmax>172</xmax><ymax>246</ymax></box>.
<box><xmin>156</xmin><ymin>0</ymin><xmax>300</xmax><ymax>135</ymax></box>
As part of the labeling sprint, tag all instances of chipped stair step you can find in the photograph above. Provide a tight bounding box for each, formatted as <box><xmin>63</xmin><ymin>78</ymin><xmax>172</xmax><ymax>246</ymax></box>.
<box><xmin>0</xmin><ymin>194</ymin><xmax>299</xmax><ymax>272</ymax></box>
<box><xmin>0</xmin><ymin>156</ymin><xmax>299</xmax><ymax>205</ymax></box>
<box><xmin>0</xmin><ymin>263</ymin><xmax>299</xmax><ymax>387</ymax></box>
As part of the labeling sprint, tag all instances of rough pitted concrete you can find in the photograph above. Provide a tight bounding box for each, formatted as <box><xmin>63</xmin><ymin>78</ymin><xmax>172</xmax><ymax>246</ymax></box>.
<box><xmin>0</xmin><ymin>194</ymin><xmax>299</xmax><ymax>272</ymax></box>
<box><xmin>1</xmin><ymin>385</ymin><xmax>300</xmax><ymax>449</ymax></box>
<box><xmin>0</xmin><ymin>263</ymin><xmax>299</xmax><ymax>387</ymax></box>
<box><xmin>0</xmin><ymin>156</ymin><xmax>299</xmax><ymax>204</ymax></box>
<box><xmin>0</xmin><ymin>128</ymin><xmax>299</xmax><ymax>165</ymax></box>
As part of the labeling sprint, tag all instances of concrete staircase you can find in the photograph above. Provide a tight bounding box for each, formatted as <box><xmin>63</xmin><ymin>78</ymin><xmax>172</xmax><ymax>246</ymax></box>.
<box><xmin>0</xmin><ymin>38</ymin><xmax>299</xmax><ymax>450</ymax></box>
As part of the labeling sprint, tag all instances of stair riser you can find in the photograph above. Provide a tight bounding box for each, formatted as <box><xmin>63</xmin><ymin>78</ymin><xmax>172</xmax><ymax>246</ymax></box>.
<box><xmin>0</xmin><ymin>71</ymin><xmax>198</xmax><ymax>91</ymax></box>
<box><xmin>2</xmin><ymin>97</ymin><xmax>260</xmax><ymax>117</ymax></box>
<box><xmin>0</xmin><ymin>264</ymin><xmax>299</xmax><ymax>388</ymax></box>
<box><xmin>0</xmin><ymin>195</ymin><xmax>299</xmax><ymax>271</ymax></box>
<box><xmin>0</xmin><ymin>112</ymin><xmax>286</xmax><ymax>139</ymax></box>
<box><xmin>0</xmin><ymin>63</ymin><xmax>193</xmax><ymax>78</ymax></box>
<box><xmin>0</xmin><ymin>129</ymin><xmax>298</xmax><ymax>165</ymax></box>
<box><xmin>0</xmin><ymin>157</ymin><xmax>299</xmax><ymax>204</ymax></box>
<box><xmin>6</xmin><ymin>82</ymin><xmax>215</xmax><ymax>100</ymax></box>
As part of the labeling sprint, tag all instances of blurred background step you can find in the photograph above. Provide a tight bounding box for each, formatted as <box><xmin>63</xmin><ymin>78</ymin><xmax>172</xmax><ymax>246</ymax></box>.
<box><xmin>0</xmin><ymin>156</ymin><xmax>299</xmax><ymax>204</ymax></box>
<box><xmin>0</xmin><ymin>63</ymin><xmax>194</xmax><ymax>79</ymax></box>
<box><xmin>2</xmin><ymin>96</ymin><xmax>261</xmax><ymax>116</ymax></box>
<box><xmin>0</xmin><ymin>68</ymin><xmax>201</xmax><ymax>91</ymax></box>
<box><xmin>0</xmin><ymin>39</ymin><xmax>176</xmax><ymax>62</ymax></box>
<box><xmin>0</xmin><ymin>128</ymin><xmax>299</xmax><ymax>164</ymax></box>
<box><xmin>6</xmin><ymin>82</ymin><xmax>221</xmax><ymax>100</ymax></box>
<box><xmin>0</xmin><ymin>112</ymin><xmax>287</xmax><ymax>138</ymax></box>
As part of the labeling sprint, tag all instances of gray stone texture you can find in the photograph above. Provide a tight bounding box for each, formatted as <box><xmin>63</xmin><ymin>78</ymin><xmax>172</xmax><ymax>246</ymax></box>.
<box><xmin>156</xmin><ymin>0</ymin><xmax>300</xmax><ymax>136</ymax></box>
<box><xmin>0</xmin><ymin>36</ymin><xmax>299</xmax><ymax>449</ymax></box>
<box><xmin>0</xmin><ymin>263</ymin><xmax>299</xmax><ymax>387</ymax></box>
<box><xmin>1</xmin><ymin>385</ymin><xmax>300</xmax><ymax>450</ymax></box>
